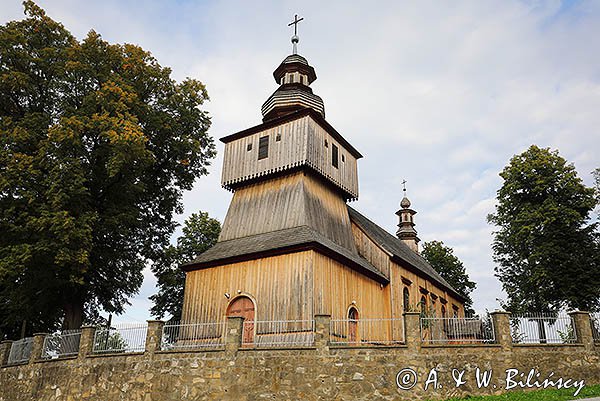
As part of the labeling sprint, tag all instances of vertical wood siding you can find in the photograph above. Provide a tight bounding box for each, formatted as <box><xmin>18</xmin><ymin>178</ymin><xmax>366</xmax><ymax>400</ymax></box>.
<box><xmin>312</xmin><ymin>252</ymin><xmax>391</xmax><ymax>319</ymax></box>
<box><xmin>350</xmin><ymin>223</ymin><xmax>391</xmax><ymax>278</ymax></box>
<box><xmin>181</xmin><ymin>252</ymin><xmax>313</xmax><ymax>324</ymax></box>
<box><xmin>218</xmin><ymin>171</ymin><xmax>356</xmax><ymax>252</ymax></box>
<box><xmin>221</xmin><ymin>115</ymin><xmax>359</xmax><ymax>199</ymax></box>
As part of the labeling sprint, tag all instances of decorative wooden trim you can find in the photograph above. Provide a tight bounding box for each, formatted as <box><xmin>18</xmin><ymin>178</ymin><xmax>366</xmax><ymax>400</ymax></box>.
<box><xmin>430</xmin><ymin>293</ymin><xmax>438</xmax><ymax>300</ymax></box>
<box><xmin>401</xmin><ymin>277</ymin><xmax>412</xmax><ymax>286</ymax></box>
<box><xmin>439</xmin><ymin>297</ymin><xmax>448</xmax><ymax>304</ymax></box>
<box><xmin>452</xmin><ymin>304</ymin><xmax>459</xmax><ymax>310</ymax></box>
<box><xmin>390</xmin><ymin>255</ymin><xmax>466</xmax><ymax>303</ymax></box>
<box><xmin>419</xmin><ymin>287</ymin><xmax>429</xmax><ymax>295</ymax></box>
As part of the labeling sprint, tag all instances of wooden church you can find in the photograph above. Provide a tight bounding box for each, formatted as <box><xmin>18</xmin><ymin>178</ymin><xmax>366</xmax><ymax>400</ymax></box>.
<box><xmin>181</xmin><ymin>19</ymin><xmax>465</xmax><ymax>344</ymax></box>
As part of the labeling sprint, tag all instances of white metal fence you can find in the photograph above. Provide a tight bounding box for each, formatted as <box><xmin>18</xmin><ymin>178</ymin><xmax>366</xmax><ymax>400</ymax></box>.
<box><xmin>330</xmin><ymin>318</ymin><xmax>405</xmax><ymax>345</ymax></box>
<box><xmin>420</xmin><ymin>317</ymin><xmax>495</xmax><ymax>344</ymax></box>
<box><xmin>42</xmin><ymin>330</ymin><xmax>82</xmax><ymax>359</ymax></box>
<box><xmin>161</xmin><ymin>321</ymin><xmax>226</xmax><ymax>350</ymax></box>
<box><xmin>591</xmin><ymin>313</ymin><xmax>600</xmax><ymax>343</ymax></box>
<box><xmin>241</xmin><ymin>320</ymin><xmax>315</xmax><ymax>347</ymax></box>
<box><xmin>7</xmin><ymin>337</ymin><xmax>34</xmax><ymax>364</ymax></box>
<box><xmin>92</xmin><ymin>323</ymin><xmax>148</xmax><ymax>353</ymax></box>
<box><xmin>510</xmin><ymin>313</ymin><xmax>576</xmax><ymax>344</ymax></box>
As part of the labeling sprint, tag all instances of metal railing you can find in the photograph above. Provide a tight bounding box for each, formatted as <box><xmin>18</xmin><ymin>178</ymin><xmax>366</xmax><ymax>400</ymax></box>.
<box><xmin>92</xmin><ymin>323</ymin><xmax>148</xmax><ymax>354</ymax></box>
<box><xmin>510</xmin><ymin>313</ymin><xmax>576</xmax><ymax>344</ymax></box>
<box><xmin>161</xmin><ymin>321</ymin><xmax>226</xmax><ymax>350</ymax></box>
<box><xmin>241</xmin><ymin>320</ymin><xmax>315</xmax><ymax>347</ymax></box>
<box><xmin>420</xmin><ymin>317</ymin><xmax>495</xmax><ymax>344</ymax></box>
<box><xmin>591</xmin><ymin>313</ymin><xmax>600</xmax><ymax>343</ymax></box>
<box><xmin>42</xmin><ymin>329</ymin><xmax>82</xmax><ymax>359</ymax></box>
<box><xmin>330</xmin><ymin>318</ymin><xmax>405</xmax><ymax>345</ymax></box>
<box><xmin>7</xmin><ymin>337</ymin><xmax>34</xmax><ymax>364</ymax></box>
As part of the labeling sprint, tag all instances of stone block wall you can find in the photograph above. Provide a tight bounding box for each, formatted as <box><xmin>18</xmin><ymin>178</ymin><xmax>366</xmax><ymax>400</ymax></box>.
<box><xmin>0</xmin><ymin>312</ymin><xmax>598</xmax><ymax>401</ymax></box>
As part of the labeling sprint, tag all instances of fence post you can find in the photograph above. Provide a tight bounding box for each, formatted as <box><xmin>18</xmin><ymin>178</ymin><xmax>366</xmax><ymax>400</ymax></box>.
<box><xmin>403</xmin><ymin>312</ymin><xmax>421</xmax><ymax>351</ymax></box>
<box><xmin>78</xmin><ymin>325</ymin><xmax>96</xmax><ymax>359</ymax></box>
<box><xmin>0</xmin><ymin>340</ymin><xmax>13</xmax><ymax>366</ymax></box>
<box><xmin>145</xmin><ymin>320</ymin><xmax>165</xmax><ymax>356</ymax></box>
<box><xmin>30</xmin><ymin>333</ymin><xmax>47</xmax><ymax>364</ymax></box>
<box><xmin>225</xmin><ymin>316</ymin><xmax>244</xmax><ymax>354</ymax></box>
<box><xmin>569</xmin><ymin>311</ymin><xmax>594</xmax><ymax>351</ymax></box>
<box><xmin>314</xmin><ymin>314</ymin><xmax>331</xmax><ymax>353</ymax></box>
<box><xmin>490</xmin><ymin>311</ymin><xmax>512</xmax><ymax>351</ymax></box>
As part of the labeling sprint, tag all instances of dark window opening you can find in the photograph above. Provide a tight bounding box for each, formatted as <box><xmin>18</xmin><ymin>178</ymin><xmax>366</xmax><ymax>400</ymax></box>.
<box><xmin>324</xmin><ymin>139</ymin><xmax>328</xmax><ymax>148</ymax></box>
<box><xmin>403</xmin><ymin>287</ymin><xmax>410</xmax><ymax>311</ymax></box>
<box><xmin>342</xmin><ymin>154</ymin><xmax>345</xmax><ymax>162</ymax></box>
<box><xmin>332</xmin><ymin>144</ymin><xmax>339</xmax><ymax>168</ymax></box>
<box><xmin>258</xmin><ymin>136</ymin><xmax>269</xmax><ymax>160</ymax></box>
<box><xmin>276</xmin><ymin>133</ymin><xmax>281</xmax><ymax>142</ymax></box>
<box><xmin>247</xmin><ymin>143</ymin><xmax>252</xmax><ymax>151</ymax></box>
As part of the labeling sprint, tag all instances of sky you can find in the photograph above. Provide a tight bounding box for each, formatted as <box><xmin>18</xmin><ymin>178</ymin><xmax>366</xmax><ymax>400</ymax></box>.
<box><xmin>2</xmin><ymin>0</ymin><xmax>599</xmax><ymax>323</ymax></box>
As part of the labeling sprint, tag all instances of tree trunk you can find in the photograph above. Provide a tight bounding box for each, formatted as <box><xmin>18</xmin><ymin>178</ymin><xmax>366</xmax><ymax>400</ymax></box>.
<box><xmin>536</xmin><ymin>319</ymin><xmax>547</xmax><ymax>344</ymax></box>
<box><xmin>63</xmin><ymin>301</ymin><xmax>85</xmax><ymax>330</ymax></box>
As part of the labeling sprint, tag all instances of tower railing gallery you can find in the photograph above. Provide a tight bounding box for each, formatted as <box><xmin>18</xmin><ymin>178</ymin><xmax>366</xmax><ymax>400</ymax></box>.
<box><xmin>0</xmin><ymin>310</ymin><xmax>598</xmax><ymax>367</ymax></box>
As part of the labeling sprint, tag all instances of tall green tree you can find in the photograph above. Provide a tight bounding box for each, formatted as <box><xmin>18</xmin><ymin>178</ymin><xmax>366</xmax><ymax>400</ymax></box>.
<box><xmin>0</xmin><ymin>2</ymin><xmax>215</xmax><ymax>337</ymax></box>
<box><xmin>488</xmin><ymin>145</ymin><xmax>599</xmax><ymax>314</ymax></box>
<box><xmin>150</xmin><ymin>212</ymin><xmax>220</xmax><ymax>321</ymax></box>
<box><xmin>421</xmin><ymin>240</ymin><xmax>477</xmax><ymax>315</ymax></box>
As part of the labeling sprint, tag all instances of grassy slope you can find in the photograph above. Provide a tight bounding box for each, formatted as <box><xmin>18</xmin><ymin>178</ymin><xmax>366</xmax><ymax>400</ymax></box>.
<box><xmin>428</xmin><ymin>384</ymin><xmax>600</xmax><ymax>401</ymax></box>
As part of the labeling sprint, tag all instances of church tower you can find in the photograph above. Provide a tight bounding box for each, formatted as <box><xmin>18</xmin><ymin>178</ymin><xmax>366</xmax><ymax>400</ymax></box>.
<box><xmin>395</xmin><ymin>183</ymin><xmax>420</xmax><ymax>253</ymax></box>
<box><xmin>181</xmin><ymin>17</ymin><xmax>466</xmax><ymax>340</ymax></box>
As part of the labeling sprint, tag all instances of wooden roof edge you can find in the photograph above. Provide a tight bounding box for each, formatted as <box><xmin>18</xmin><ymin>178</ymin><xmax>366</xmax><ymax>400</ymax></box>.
<box><xmin>182</xmin><ymin>241</ymin><xmax>389</xmax><ymax>285</ymax></box>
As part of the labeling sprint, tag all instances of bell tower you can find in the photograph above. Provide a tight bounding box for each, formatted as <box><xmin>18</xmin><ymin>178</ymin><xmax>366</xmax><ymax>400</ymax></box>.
<box><xmin>396</xmin><ymin>181</ymin><xmax>420</xmax><ymax>253</ymax></box>
<box><xmin>217</xmin><ymin>17</ymin><xmax>363</xmax><ymax>251</ymax></box>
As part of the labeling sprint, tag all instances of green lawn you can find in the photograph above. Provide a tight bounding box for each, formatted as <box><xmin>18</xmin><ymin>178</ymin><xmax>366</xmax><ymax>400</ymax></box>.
<box><xmin>428</xmin><ymin>384</ymin><xmax>600</xmax><ymax>401</ymax></box>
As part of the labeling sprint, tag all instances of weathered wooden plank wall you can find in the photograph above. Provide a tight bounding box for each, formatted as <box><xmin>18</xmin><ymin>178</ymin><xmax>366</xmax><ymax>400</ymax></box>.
<box><xmin>181</xmin><ymin>252</ymin><xmax>313</xmax><ymax>324</ymax></box>
<box><xmin>219</xmin><ymin>171</ymin><xmax>356</xmax><ymax>251</ymax></box>
<box><xmin>221</xmin><ymin>115</ymin><xmax>359</xmax><ymax>199</ymax></box>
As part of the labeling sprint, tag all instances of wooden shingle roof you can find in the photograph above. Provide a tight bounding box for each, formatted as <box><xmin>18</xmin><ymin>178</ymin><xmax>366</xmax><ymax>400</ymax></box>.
<box><xmin>347</xmin><ymin>206</ymin><xmax>466</xmax><ymax>302</ymax></box>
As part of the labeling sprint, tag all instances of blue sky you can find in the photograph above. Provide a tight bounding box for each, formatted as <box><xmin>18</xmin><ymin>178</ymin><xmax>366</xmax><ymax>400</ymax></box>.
<box><xmin>2</xmin><ymin>0</ymin><xmax>599</xmax><ymax>323</ymax></box>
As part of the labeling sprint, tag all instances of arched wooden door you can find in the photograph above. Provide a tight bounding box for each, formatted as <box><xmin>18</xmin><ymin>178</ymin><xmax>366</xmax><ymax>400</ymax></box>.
<box><xmin>226</xmin><ymin>296</ymin><xmax>255</xmax><ymax>344</ymax></box>
<box><xmin>348</xmin><ymin>307</ymin><xmax>359</xmax><ymax>344</ymax></box>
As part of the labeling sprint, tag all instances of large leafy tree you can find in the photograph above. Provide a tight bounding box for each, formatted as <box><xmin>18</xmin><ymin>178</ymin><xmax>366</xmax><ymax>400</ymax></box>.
<box><xmin>488</xmin><ymin>145</ymin><xmax>599</xmax><ymax>314</ymax></box>
<box><xmin>0</xmin><ymin>2</ymin><xmax>215</xmax><ymax>337</ymax></box>
<box><xmin>150</xmin><ymin>212</ymin><xmax>220</xmax><ymax>321</ymax></box>
<box><xmin>421</xmin><ymin>240</ymin><xmax>477</xmax><ymax>316</ymax></box>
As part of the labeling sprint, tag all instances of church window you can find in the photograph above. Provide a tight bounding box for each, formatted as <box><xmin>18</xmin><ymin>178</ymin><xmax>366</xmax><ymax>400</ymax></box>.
<box><xmin>403</xmin><ymin>287</ymin><xmax>410</xmax><ymax>311</ymax></box>
<box><xmin>420</xmin><ymin>295</ymin><xmax>427</xmax><ymax>312</ymax></box>
<box><xmin>324</xmin><ymin>139</ymin><xmax>328</xmax><ymax>148</ymax></box>
<box><xmin>258</xmin><ymin>135</ymin><xmax>269</xmax><ymax>160</ymax></box>
<box><xmin>441</xmin><ymin>305</ymin><xmax>446</xmax><ymax>318</ymax></box>
<box><xmin>332</xmin><ymin>144</ymin><xmax>339</xmax><ymax>168</ymax></box>
<box><xmin>342</xmin><ymin>154</ymin><xmax>345</xmax><ymax>163</ymax></box>
<box><xmin>276</xmin><ymin>132</ymin><xmax>281</xmax><ymax>142</ymax></box>
<box><xmin>247</xmin><ymin>143</ymin><xmax>252</xmax><ymax>151</ymax></box>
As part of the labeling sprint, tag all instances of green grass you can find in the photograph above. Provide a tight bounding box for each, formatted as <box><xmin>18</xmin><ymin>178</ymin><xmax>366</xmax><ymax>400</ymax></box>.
<box><xmin>427</xmin><ymin>384</ymin><xmax>600</xmax><ymax>401</ymax></box>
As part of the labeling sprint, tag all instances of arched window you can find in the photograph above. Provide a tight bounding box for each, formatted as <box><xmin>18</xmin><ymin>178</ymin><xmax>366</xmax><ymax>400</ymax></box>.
<box><xmin>403</xmin><ymin>287</ymin><xmax>410</xmax><ymax>311</ymax></box>
<box><xmin>441</xmin><ymin>305</ymin><xmax>446</xmax><ymax>319</ymax></box>
<box><xmin>420</xmin><ymin>295</ymin><xmax>427</xmax><ymax>313</ymax></box>
<box><xmin>348</xmin><ymin>307</ymin><xmax>359</xmax><ymax>344</ymax></box>
<box><xmin>226</xmin><ymin>296</ymin><xmax>255</xmax><ymax>344</ymax></box>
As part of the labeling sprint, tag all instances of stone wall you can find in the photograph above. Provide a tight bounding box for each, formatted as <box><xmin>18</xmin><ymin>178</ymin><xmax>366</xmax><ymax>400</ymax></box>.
<box><xmin>0</xmin><ymin>312</ymin><xmax>598</xmax><ymax>401</ymax></box>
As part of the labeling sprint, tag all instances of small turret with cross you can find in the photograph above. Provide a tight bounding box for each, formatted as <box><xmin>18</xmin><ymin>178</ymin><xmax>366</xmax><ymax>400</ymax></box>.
<box><xmin>396</xmin><ymin>180</ymin><xmax>420</xmax><ymax>253</ymax></box>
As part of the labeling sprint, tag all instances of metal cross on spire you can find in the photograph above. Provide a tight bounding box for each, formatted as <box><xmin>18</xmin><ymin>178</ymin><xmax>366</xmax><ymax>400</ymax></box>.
<box><xmin>288</xmin><ymin>14</ymin><xmax>304</xmax><ymax>54</ymax></box>
<box><xmin>402</xmin><ymin>179</ymin><xmax>407</xmax><ymax>194</ymax></box>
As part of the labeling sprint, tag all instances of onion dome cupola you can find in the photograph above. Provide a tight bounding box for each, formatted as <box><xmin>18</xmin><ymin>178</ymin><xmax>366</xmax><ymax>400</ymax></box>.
<box><xmin>261</xmin><ymin>16</ymin><xmax>325</xmax><ymax>121</ymax></box>
<box><xmin>396</xmin><ymin>181</ymin><xmax>420</xmax><ymax>253</ymax></box>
